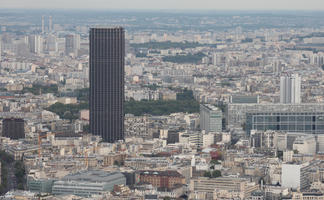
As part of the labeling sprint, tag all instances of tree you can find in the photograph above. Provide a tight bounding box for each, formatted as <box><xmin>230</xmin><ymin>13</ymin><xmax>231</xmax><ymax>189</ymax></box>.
<box><xmin>203</xmin><ymin>171</ymin><xmax>212</xmax><ymax>178</ymax></box>
<box><xmin>17</xmin><ymin>183</ymin><xmax>24</xmax><ymax>190</ymax></box>
<box><xmin>210</xmin><ymin>159</ymin><xmax>221</xmax><ymax>165</ymax></box>
<box><xmin>212</xmin><ymin>170</ymin><xmax>221</xmax><ymax>178</ymax></box>
<box><xmin>83</xmin><ymin>124</ymin><xmax>90</xmax><ymax>132</ymax></box>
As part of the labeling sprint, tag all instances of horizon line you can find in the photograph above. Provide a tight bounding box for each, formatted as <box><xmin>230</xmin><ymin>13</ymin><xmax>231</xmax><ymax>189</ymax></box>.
<box><xmin>1</xmin><ymin>8</ymin><xmax>324</xmax><ymax>12</ymax></box>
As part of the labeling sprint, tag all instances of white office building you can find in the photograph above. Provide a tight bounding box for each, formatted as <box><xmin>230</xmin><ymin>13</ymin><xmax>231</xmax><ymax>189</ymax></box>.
<box><xmin>280</xmin><ymin>74</ymin><xmax>301</xmax><ymax>104</ymax></box>
<box><xmin>281</xmin><ymin>162</ymin><xmax>312</xmax><ymax>190</ymax></box>
<box><xmin>28</xmin><ymin>35</ymin><xmax>43</xmax><ymax>54</ymax></box>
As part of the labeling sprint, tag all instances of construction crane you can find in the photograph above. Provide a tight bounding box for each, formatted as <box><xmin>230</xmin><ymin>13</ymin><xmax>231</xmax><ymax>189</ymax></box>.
<box><xmin>38</xmin><ymin>132</ymin><xmax>49</xmax><ymax>158</ymax></box>
<box><xmin>84</xmin><ymin>145</ymin><xmax>99</xmax><ymax>169</ymax></box>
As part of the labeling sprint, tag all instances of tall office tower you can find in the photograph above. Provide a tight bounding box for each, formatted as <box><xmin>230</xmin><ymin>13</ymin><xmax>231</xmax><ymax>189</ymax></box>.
<box><xmin>200</xmin><ymin>104</ymin><xmax>222</xmax><ymax>133</ymax></box>
<box><xmin>2</xmin><ymin>118</ymin><xmax>25</xmax><ymax>139</ymax></box>
<box><xmin>280</xmin><ymin>74</ymin><xmax>301</xmax><ymax>104</ymax></box>
<box><xmin>89</xmin><ymin>27</ymin><xmax>125</xmax><ymax>143</ymax></box>
<box><xmin>49</xmin><ymin>16</ymin><xmax>53</xmax><ymax>32</ymax></box>
<box><xmin>212</xmin><ymin>53</ymin><xmax>217</xmax><ymax>66</ymax></box>
<box><xmin>28</xmin><ymin>35</ymin><xmax>43</xmax><ymax>54</ymax></box>
<box><xmin>46</xmin><ymin>34</ymin><xmax>58</xmax><ymax>52</ymax></box>
<box><xmin>41</xmin><ymin>16</ymin><xmax>45</xmax><ymax>34</ymax></box>
<box><xmin>65</xmin><ymin>34</ymin><xmax>80</xmax><ymax>56</ymax></box>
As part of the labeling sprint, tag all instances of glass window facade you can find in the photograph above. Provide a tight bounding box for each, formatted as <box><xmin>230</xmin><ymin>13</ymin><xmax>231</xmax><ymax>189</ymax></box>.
<box><xmin>246</xmin><ymin>112</ymin><xmax>324</xmax><ymax>134</ymax></box>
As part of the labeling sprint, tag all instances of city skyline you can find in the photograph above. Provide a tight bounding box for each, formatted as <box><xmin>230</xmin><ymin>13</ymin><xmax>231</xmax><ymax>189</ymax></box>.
<box><xmin>2</xmin><ymin>5</ymin><xmax>324</xmax><ymax>199</ymax></box>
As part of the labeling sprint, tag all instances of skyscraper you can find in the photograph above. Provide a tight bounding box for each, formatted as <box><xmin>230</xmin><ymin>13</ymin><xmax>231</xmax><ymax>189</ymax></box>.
<box><xmin>280</xmin><ymin>74</ymin><xmax>301</xmax><ymax>104</ymax></box>
<box><xmin>200</xmin><ymin>104</ymin><xmax>222</xmax><ymax>133</ymax></box>
<box><xmin>89</xmin><ymin>27</ymin><xmax>125</xmax><ymax>143</ymax></box>
<box><xmin>28</xmin><ymin>35</ymin><xmax>43</xmax><ymax>54</ymax></box>
<box><xmin>41</xmin><ymin>16</ymin><xmax>45</xmax><ymax>34</ymax></box>
<box><xmin>49</xmin><ymin>16</ymin><xmax>53</xmax><ymax>32</ymax></box>
<box><xmin>65</xmin><ymin>34</ymin><xmax>80</xmax><ymax>56</ymax></box>
<box><xmin>2</xmin><ymin>118</ymin><xmax>25</xmax><ymax>140</ymax></box>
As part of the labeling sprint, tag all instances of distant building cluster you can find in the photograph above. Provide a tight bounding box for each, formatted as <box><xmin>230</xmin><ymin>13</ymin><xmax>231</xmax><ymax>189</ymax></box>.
<box><xmin>3</xmin><ymin>10</ymin><xmax>324</xmax><ymax>200</ymax></box>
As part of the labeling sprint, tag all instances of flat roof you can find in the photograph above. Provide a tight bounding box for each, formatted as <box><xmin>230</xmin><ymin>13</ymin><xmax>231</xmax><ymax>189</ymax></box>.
<box><xmin>62</xmin><ymin>170</ymin><xmax>125</xmax><ymax>183</ymax></box>
<box><xmin>201</xmin><ymin>104</ymin><xmax>221</xmax><ymax>111</ymax></box>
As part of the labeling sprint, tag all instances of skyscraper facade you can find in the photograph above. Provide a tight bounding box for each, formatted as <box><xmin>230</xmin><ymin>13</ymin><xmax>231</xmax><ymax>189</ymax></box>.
<box><xmin>200</xmin><ymin>104</ymin><xmax>222</xmax><ymax>133</ymax></box>
<box><xmin>65</xmin><ymin>34</ymin><xmax>80</xmax><ymax>56</ymax></box>
<box><xmin>28</xmin><ymin>35</ymin><xmax>43</xmax><ymax>54</ymax></box>
<box><xmin>2</xmin><ymin>118</ymin><xmax>25</xmax><ymax>140</ymax></box>
<box><xmin>280</xmin><ymin>74</ymin><xmax>301</xmax><ymax>104</ymax></box>
<box><xmin>41</xmin><ymin>16</ymin><xmax>45</xmax><ymax>34</ymax></box>
<box><xmin>49</xmin><ymin>16</ymin><xmax>53</xmax><ymax>32</ymax></box>
<box><xmin>89</xmin><ymin>27</ymin><xmax>125</xmax><ymax>143</ymax></box>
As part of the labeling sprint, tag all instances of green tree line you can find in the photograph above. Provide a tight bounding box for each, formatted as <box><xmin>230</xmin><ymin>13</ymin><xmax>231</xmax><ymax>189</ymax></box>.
<box><xmin>46</xmin><ymin>89</ymin><xmax>199</xmax><ymax>119</ymax></box>
<box><xmin>46</xmin><ymin>102</ymin><xmax>88</xmax><ymax>121</ymax></box>
<box><xmin>131</xmin><ymin>41</ymin><xmax>209</xmax><ymax>50</ymax></box>
<box><xmin>22</xmin><ymin>84</ymin><xmax>58</xmax><ymax>95</ymax></box>
<box><xmin>0</xmin><ymin>151</ymin><xmax>26</xmax><ymax>194</ymax></box>
<box><xmin>162</xmin><ymin>53</ymin><xmax>205</xmax><ymax>64</ymax></box>
<box><xmin>125</xmin><ymin>99</ymin><xmax>199</xmax><ymax>116</ymax></box>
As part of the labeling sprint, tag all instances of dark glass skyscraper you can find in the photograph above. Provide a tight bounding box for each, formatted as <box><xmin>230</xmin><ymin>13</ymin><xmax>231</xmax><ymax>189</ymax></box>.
<box><xmin>2</xmin><ymin>118</ymin><xmax>25</xmax><ymax>140</ymax></box>
<box><xmin>89</xmin><ymin>27</ymin><xmax>125</xmax><ymax>143</ymax></box>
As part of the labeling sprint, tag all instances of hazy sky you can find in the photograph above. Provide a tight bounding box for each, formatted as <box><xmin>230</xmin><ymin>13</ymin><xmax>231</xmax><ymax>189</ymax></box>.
<box><xmin>1</xmin><ymin>0</ymin><xmax>324</xmax><ymax>10</ymax></box>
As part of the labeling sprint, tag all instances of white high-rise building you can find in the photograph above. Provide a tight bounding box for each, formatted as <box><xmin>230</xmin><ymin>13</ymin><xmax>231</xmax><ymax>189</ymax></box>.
<box><xmin>49</xmin><ymin>16</ymin><xmax>53</xmax><ymax>32</ymax></box>
<box><xmin>41</xmin><ymin>16</ymin><xmax>45</xmax><ymax>34</ymax></box>
<box><xmin>28</xmin><ymin>35</ymin><xmax>43</xmax><ymax>54</ymax></box>
<box><xmin>46</xmin><ymin>34</ymin><xmax>58</xmax><ymax>52</ymax></box>
<box><xmin>280</xmin><ymin>74</ymin><xmax>301</xmax><ymax>104</ymax></box>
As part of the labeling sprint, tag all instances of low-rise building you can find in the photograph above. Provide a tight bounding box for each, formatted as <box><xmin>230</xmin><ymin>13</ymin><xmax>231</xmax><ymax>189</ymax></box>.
<box><xmin>190</xmin><ymin>177</ymin><xmax>259</xmax><ymax>199</ymax></box>
<box><xmin>135</xmin><ymin>170</ymin><xmax>185</xmax><ymax>190</ymax></box>
<box><xmin>52</xmin><ymin>170</ymin><xmax>126</xmax><ymax>197</ymax></box>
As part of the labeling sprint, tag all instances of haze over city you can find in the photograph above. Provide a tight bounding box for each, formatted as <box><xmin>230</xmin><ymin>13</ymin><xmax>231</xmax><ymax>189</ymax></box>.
<box><xmin>2</xmin><ymin>0</ymin><xmax>324</xmax><ymax>199</ymax></box>
<box><xmin>1</xmin><ymin>0</ymin><xmax>324</xmax><ymax>10</ymax></box>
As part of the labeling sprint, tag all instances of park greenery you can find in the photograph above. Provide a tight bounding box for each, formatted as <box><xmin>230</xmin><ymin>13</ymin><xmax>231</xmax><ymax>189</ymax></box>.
<box><xmin>125</xmin><ymin>89</ymin><xmax>198</xmax><ymax>116</ymax></box>
<box><xmin>22</xmin><ymin>84</ymin><xmax>58</xmax><ymax>95</ymax></box>
<box><xmin>203</xmin><ymin>170</ymin><xmax>222</xmax><ymax>178</ymax></box>
<box><xmin>125</xmin><ymin>99</ymin><xmax>199</xmax><ymax>116</ymax></box>
<box><xmin>162</xmin><ymin>52</ymin><xmax>205</xmax><ymax>64</ymax></box>
<box><xmin>131</xmin><ymin>41</ymin><xmax>210</xmax><ymax>50</ymax></box>
<box><xmin>142</xmin><ymin>84</ymin><xmax>160</xmax><ymax>91</ymax></box>
<box><xmin>46</xmin><ymin>89</ymin><xmax>199</xmax><ymax>120</ymax></box>
<box><xmin>46</xmin><ymin>102</ymin><xmax>89</xmax><ymax>121</ymax></box>
<box><xmin>14</xmin><ymin>161</ymin><xmax>25</xmax><ymax>190</ymax></box>
<box><xmin>73</xmin><ymin>88</ymin><xmax>89</xmax><ymax>102</ymax></box>
<box><xmin>176</xmin><ymin>88</ymin><xmax>195</xmax><ymax>101</ymax></box>
<box><xmin>210</xmin><ymin>159</ymin><xmax>221</xmax><ymax>165</ymax></box>
<box><xmin>0</xmin><ymin>151</ymin><xmax>26</xmax><ymax>194</ymax></box>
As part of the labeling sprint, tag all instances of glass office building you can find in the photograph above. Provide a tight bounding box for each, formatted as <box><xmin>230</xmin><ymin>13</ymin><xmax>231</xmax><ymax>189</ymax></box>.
<box><xmin>226</xmin><ymin>103</ymin><xmax>324</xmax><ymax>129</ymax></box>
<box><xmin>246</xmin><ymin>112</ymin><xmax>324</xmax><ymax>134</ymax></box>
<box><xmin>89</xmin><ymin>27</ymin><xmax>125</xmax><ymax>143</ymax></box>
<box><xmin>200</xmin><ymin>104</ymin><xmax>222</xmax><ymax>133</ymax></box>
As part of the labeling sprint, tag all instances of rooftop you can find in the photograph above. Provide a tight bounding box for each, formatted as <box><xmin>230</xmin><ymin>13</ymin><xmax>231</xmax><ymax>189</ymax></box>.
<box><xmin>62</xmin><ymin>170</ymin><xmax>125</xmax><ymax>183</ymax></box>
<box><xmin>138</xmin><ymin>170</ymin><xmax>184</xmax><ymax>178</ymax></box>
